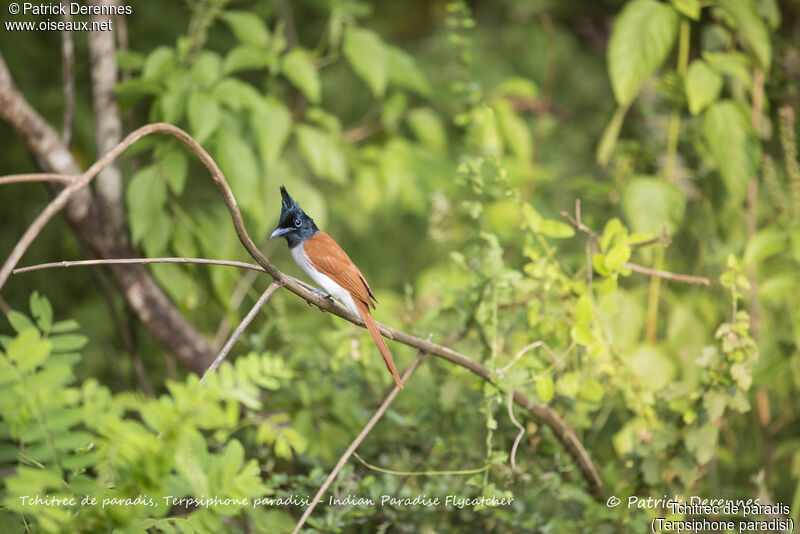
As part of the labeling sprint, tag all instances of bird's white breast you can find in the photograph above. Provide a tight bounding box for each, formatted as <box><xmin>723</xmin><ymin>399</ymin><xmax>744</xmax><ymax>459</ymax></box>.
<box><xmin>290</xmin><ymin>244</ymin><xmax>360</xmax><ymax>317</ymax></box>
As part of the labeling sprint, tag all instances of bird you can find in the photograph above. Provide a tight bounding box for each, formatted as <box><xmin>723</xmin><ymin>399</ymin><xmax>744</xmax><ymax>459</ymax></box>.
<box><xmin>270</xmin><ymin>186</ymin><xmax>404</xmax><ymax>389</ymax></box>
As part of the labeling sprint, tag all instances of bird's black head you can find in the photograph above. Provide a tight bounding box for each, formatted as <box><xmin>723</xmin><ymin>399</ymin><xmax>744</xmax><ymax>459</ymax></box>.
<box><xmin>269</xmin><ymin>186</ymin><xmax>319</xmax><ymax>248</ymax></box>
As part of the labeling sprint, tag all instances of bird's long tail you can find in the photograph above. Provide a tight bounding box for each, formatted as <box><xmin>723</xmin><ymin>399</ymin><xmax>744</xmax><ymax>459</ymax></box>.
<box><xmin>354</xmin><ymin>299</ymin><xmax>404</xmax><ymax>389</ymax></box>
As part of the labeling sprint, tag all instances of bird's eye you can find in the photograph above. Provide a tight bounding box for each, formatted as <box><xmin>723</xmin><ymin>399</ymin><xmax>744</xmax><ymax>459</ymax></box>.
<box><xmin>294</xmin><ymin>217</ymin><xmax>302</xmax><ymax>227</ymax></box>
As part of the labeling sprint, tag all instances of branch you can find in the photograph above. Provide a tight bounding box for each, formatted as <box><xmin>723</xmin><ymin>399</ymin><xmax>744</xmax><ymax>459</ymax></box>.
<box><xmin>0</xmin><ymin>56</ymin><xmax>216</xmax><ymax>372</ymax></box>
<box><xmin>291</xmin><ymin>351</ymin><xmax>427</xmax><ymax>534</ymax></box>
<box><xmin>89</xmin><ymin>0</ymin><xmax>124</xmax><ymax>229</ymax></box>
<box><xmin>623</xmin><ymin>262</ymin><xmax>710</xmax><ymax>286</ymax></box>
<box><xmin>60</xmin><ymin>0</ymin><xmax>75</xmax><ymax>146</ymax></box>
<box><xmin>561</xmin><ymin>201</ymin><xmax>710</xmax><ymax>286</ymax></box>
<box><xmin>200</xmin><ymin>281</ymin><xmax>282</xmax><ymax>384</ymax></box>
<box><xmin>0</xmin><ymin>174</ymin><xmax>76</xmax><ymax>186</ymax></box>
<box><xmin>13</xmin><ymin>257</ymin><xmax>267</xmax><ymax>275</ymax></box>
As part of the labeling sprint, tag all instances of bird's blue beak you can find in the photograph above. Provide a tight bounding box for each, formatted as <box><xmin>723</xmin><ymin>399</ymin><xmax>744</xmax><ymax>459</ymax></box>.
<box><xmin>270</xmin><ymin>227</ymin><xmax>292</xmax><ymax>239</ymax></box>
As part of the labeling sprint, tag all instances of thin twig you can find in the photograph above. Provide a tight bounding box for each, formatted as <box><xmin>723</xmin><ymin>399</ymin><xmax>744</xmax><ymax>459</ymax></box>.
<box><xmin>0</xmin><ymin>174</ymin><xmax>76</xmax><ymax>186</ymax></box>
<box><xmin>14</xmin><ymin>257</ymin><xmax>266</xmax><ymax>275</ymax></box>
<box><xmin>200</xmin><ymin>281</ymin><xmax>282</xmax><ymax>385</ymax></box>
<box><xmin>496</xmin><ymin>341</ymin><xmax>556</xmax><ymax>376</ymax></box>
<box><xmin>351</xmin><ymin>451</ymin><xmax>489</xmax><ymax>477</ymax></box>
<box><xmin>291</xmin><ymin>351</ymin><xmax>426</xmax><ymax>534</ymax></box>
<box><xmin>213</xmin><ymin>267</ymin><xmax>262</xmax><ymax>350</ymax></box>
<box><xmin>507</xmin><ymin>391</ymin><xmax>525</xmax><ymax>472</ymax></box>
<box><xmin>622</xmin><ymin>262</ymin><xmax>710</xmax><ymax>286</ymax></box>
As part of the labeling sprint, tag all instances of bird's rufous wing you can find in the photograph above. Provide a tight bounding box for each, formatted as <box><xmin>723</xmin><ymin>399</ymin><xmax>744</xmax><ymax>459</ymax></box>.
<box><xmin>303</xmin><ymin>232</ymin><xmax>376</xmax><ymax>307</ymax></box>
<box><xmin>303</xmin><ymin>232</ymin><xmax>403</xmax><ymax>388</ymax></box>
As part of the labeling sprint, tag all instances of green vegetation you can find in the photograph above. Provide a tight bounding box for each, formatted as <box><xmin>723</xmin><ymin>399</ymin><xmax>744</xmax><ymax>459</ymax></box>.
<box><xmin>1</xmin><ymin>0</ymin><xmax>798</xmax><ymax>532</ymax></box>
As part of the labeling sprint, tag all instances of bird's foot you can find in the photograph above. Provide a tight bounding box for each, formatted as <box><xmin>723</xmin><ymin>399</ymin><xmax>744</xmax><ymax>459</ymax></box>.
<box><xmin>312</xmin><ymin>288</ymin><xmax>334</xmax><ymax>302</ymax></box>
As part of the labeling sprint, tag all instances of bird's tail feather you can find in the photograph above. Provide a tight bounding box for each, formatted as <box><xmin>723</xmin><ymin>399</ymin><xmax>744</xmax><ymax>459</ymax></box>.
<box><xmin>354</xmin><ymin>300</ymin><xmax>404</xmax><ymax>389</ymax></box>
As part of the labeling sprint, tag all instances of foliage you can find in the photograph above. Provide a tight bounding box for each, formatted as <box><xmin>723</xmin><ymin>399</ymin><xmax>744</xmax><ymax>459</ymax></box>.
<box><xmin>1</xmin><ymin>0</ymin><xmax>799</xmax><ymax>532</ymax></box>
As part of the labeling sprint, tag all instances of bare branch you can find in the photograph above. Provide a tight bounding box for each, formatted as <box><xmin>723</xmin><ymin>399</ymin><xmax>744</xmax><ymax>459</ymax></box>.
<box><xmin>0</xmin><ymin>174</ymin><xmax>76</xmax><ymax>186</ymax></box>
<box><xmin>200</xmin><ymin>281</ymin><xmax>282</xmax><ymax>385</ymax></box>
<box><xmin>623</xmin><ymin>262</ymin><xmax>710</xmax><ymax>286</ymax></box>
<box><xmin>14</xmin><ymin>257</ymin><xmax>266</xmax><ymax>275</ymax></box>
<box><xmin>507</xmin><ymin>391</ymin><xmax>525</xmax><ymax>472</ymax></box>
<box><xmin>291</xmin><ymin>351</ymin><xmax>427</xmax><ymax>534</ymax></box>
<box><xmin>352</xmin><ymin>451</ymin><xmax>489</xmax><ymax>477</ymax></box>
<box><xmin>60</xmin><ymin>0</ymin><xmax>75</xmax><ymax>146</ymax></box>
<box><xmin>89</xmin><ymin>0</ymin><xmax>124</xmax><ymax>229</ymax></box>
<box><xmin>0</xmin><ymin>123</ymin><xmax>175</xmax><ymax>291</ymax></box>
<box><xmin>562</xmin><ymin>201</ymin><xmax>710</xmax><ymax>286</ymax></box>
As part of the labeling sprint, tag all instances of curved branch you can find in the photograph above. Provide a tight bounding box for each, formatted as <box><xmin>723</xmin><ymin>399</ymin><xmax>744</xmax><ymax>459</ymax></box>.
<box><xmin>0</xmin><ymin>56</ymin><xmax>216</xmax><ymax>374</ymax></box>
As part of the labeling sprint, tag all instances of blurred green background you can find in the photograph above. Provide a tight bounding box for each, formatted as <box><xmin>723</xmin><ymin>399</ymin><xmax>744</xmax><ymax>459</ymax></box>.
<box><xmin>1</xmin><ymin>0</ymin><xmax>799</xmax><ymax>532</ymax></box>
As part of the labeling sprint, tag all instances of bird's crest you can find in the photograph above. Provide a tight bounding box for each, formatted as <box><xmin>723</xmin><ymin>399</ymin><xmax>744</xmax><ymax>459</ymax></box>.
<box><xmin>280</xmin><ymin>186</ymin><xmax>298</xmax><ymax>212</ymax></box>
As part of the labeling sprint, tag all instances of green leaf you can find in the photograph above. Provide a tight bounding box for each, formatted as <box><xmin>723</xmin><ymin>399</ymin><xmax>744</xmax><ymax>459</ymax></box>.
<box><xmin>8</xmin><ymin>328</ymin><xmax>51</xmax><ymax>372</ymax></box>
<box><xmin>187</xmin><ymin>92</ymin><xmax>221</xmax><ymax>145</ymax></box>
<box><xmin>295</xmin><ymin>125</ymin><xmax>347</xmax><ymax>183</ymax></box>
<box><xmin>744</xmin><ymin>227</ymin><xmax>786</xmax><ymax>264</ymax></box>
<box><xmin>685</xmin><ymin>423</ymin><xmax>718</xmax><ymax>465</ymax></box>
<box><xmin>50</xmin><ymin>334</ymin><xmax>88</xmax><ymax>352</ymax></box>
<box><xmin>570</xmin><ymin>324</ymin><xmax>594</xmax><ymax>346</ymax></box>
<box><xmin>605</xmin><ymin>243</ymin><xmax>632</xmax><ymax>271</ymax></box>
<box><xmin>557</xmin><ymin>373</ymin><xmax>580</xmax><ymax>398</ymax></box>
<box><xmin>629</xmin><ymin>345</ymin><xmax>675</xmax><ymax>390</ymax></box>
<box><xmin>215</xmin><ymin>128</ymin><xmax>262</xmax><ymax>217</ymax></box>
<box><xmin>386</xmin><ymin>47</ymin><xmax>431</xmax><ymax>96</ymax></box>
<box><xmin>212</xmin><ymin>78</ymin><xmax>263</xmax><ymax>112</ymax></box>
<box><xmin>730</xmin><ymin>362</ymin><xmax>752</xmax><ymax>390</ymax></box>
<box><xmin>126</xmin><ymin>166</ymin><xmax>168</xmax><ymax>249</ymax></box>
<box><xmin>579</xmin><ymin>378</ymin><xmax>604</xmax><ymax>403</ymax></box>
<box><xmin>703</xmin><ymin>51</ymin><xmax>753</xmax><ymax>89</ymax></box>
<box><xmin>703</xmin><ymin>100</ymin><xmax>760</xmax><ymax>205</ymax></box>
<box><xmin>721</xmin><ymin>0</ymin><xmax>771</xmax><ymax>70</ymax></box>
<box><xmin>685</xmin><ymin>59</ymin><xmax>723</xmax><ymax>115</ymax></box>
<box><xmin>670</xmin><ymin>0</ymin><xmax>700</xmax><ymax>20</ymax></box>
<box><xmin>622</xmin><ymin>177</ymin><xmax>686</xmax><ymax>235</ymax></box>
<box><xmin>220</xmin><ymin>11</ymin><xmax>270</xmax><ymax>48</ymax></box>
<box><xmin>596</xmin><ymin>104</ymin><xmax>630</xmax><ymax>166</ymax></box>
<box><xmin>251</xmin><ymin>98</ymin><xmax>292</xmax><ymax>168</ymax></box>
<box><xmin>7</xmin><ymin>310</ymin><xmax>35</xmax><ymax>333</ymax></box>
<box><xmin>607</xmin><ymin>0</ymin><xmax>679</xmax><ymax>105</ymax></box>
<box><xmin>575</xmin><ymin>294</ymin><xmax>594</xmax><ymax>324</ymax></box>
<box><xmin>703</xmin><ymin>390</ymin><xmax>727</xmax><ymax>420</ymax></box>
<box><xmin>116</xmin><ymin>49</ymin><xmax>144</xmax><ymax>71</ymax></box>
<box><xmin>536</xmin><ymin>377</ymin><xmax>555</xmax><ymax>403</ymax></box>
<box><xmin>343</xmin><ymin>28</ymin><xmax>388</xmax><ymax>97</ymax></box>
<box><xmin>50</xmin><ymin>319</ymin><xmax>79</xmax><ymax>334</ymax></box>
<box><xmin>224</xmin><ymin>45</ymin><xmax>272</xmax><ymax>74</ymax></box>
<box><xmin>522</xmin><ymin>204</ymin><xmax>574</xmax><ymax>238</ymax></box>
<box><xmin>282</xmin><ymin>49</ymin><xmax>320</xmax><ymax>103</ymax></box>
<box><xmin>30</xmin><ymin>292</ymin><xmax>53</xmax><ymax>334</ymax></box>
<box><xmin>191</xmin><ymin>51</ymin><xmax>222</xmax><ymax>87</ymax></box>
<box><xmin>406</xmin><ymin>108</ymin><xmax>447</xmax><ymax>152</ymax></box>
<box><xmin>495</xmin><ymin>101</ymin><xmax>532</xmax><ymax>162</ymax></box>
<box><xmin>142</xmin><ymin>47</ymin><xmax>174</xmax><ymax>81</ymax></box>
<box><xmin>157</xmin><ymin>146</ymin><xmax>189</xmax><ymax>195</ymax></box>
